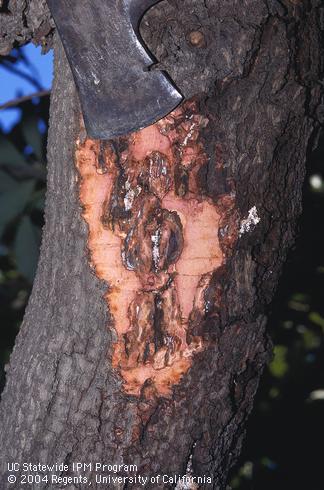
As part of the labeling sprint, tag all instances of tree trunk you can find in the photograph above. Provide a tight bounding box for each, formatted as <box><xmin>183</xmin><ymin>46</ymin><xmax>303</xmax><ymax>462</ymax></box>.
<box><xmin>0</xmin><ymin>1</ymin><xmax>323</xmax><ymax>489</ymax></box>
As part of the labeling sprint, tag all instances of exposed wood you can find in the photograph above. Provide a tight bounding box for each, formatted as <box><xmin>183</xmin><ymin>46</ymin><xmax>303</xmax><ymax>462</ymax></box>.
<box><xmin>0</xmin><ymin>1</ymin><xmax>323</xmax><ymax>489</ymax></box>
<box><xmin>76</xmin><ymin>99</ymin><xmax>236</xmax><ymax>397</ymax></box>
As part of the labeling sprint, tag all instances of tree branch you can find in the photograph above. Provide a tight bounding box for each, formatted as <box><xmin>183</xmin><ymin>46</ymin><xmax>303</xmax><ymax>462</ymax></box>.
<box><xmin>0</xmin><ymin>89</ymin><xmax>50</xmax><ymax>110</ymax></box>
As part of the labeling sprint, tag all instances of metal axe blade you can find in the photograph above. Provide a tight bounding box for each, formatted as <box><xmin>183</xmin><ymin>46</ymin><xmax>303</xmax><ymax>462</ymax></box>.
<box><xmin>46</xmin><ymin>0</ymin><xmax>183</xmax><ymax>140</ymax></box>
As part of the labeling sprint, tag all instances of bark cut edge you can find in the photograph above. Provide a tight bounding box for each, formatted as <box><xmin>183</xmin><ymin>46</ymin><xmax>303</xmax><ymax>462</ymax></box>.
<box><xmin>76</xmin><ymin>98</ymin><xmax>239</xmax><ymax>397</ymax></box>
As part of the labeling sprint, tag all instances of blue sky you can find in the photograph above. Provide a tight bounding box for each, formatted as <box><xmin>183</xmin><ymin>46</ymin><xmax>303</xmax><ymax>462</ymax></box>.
<box><xmin>0</xmin><ymin>44</ymin><xmax>53</xmax><ymax>132</ymax></box>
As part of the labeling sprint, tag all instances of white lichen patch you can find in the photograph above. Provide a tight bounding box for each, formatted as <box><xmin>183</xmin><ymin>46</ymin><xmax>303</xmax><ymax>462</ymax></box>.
<box><xmin>91</xmin><ymin>72</ymin><xmax>100</xmax><ymax>86</ymax></box>
<box><xmin>239</xmin><ymin>206</ymin><xmax>260</xmax><ymax>237</ymax></box>
<box><xmin>175</xmin><ymin>449</ymin><xmax>199</xmax><ymax>490</ymax></box>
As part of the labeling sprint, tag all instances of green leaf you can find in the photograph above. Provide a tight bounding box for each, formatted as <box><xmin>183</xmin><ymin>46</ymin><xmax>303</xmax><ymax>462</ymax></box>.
<box><xmin>0</xmin><ymin>134</ymin><xmax>29</xmax><ymax>169</ymax></box>
<box><xmin>21</xmin><ymin>115</ymin><xmax>43</xmax><ymax>161</ymax></box>
<box><xmin>309</xmin><ymin>311</ymin><xmax>324</xmax><ymax>332</ymax></box>
<box><xmin>0</xmin><ymin>180</ymin><xmax>35</xmax><ymax>237</ymax></box>
<box><xmin>269</xmin><ymin>345</ymin><xmax>289</xmax><ymax>378</ymax></box>
<box><xmin>14</xmin><ymin>216</ymin><xmax>40</xmax><ymax>282</ymax></box>
<box><xmin>302</xmin><ymin>329</ymin><xmax>321</xmax><ymax>350</ymax></box>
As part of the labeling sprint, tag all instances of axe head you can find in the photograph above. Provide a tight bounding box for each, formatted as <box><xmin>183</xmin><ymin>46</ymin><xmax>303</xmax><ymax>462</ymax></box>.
<box><xmin>46</xmin><ymin>0</ymin><xmax>183</xmax><ymax>140</ymax></box>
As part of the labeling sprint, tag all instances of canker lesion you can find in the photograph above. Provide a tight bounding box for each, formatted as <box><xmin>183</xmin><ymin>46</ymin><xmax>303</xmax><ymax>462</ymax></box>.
<box><xmin>76</xmin><ymin>99</ymin><xmax>236</xmax><ymax>396</ymax></box>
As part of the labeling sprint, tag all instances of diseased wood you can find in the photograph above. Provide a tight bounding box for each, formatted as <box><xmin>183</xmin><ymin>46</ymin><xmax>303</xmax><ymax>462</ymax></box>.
<box><xmin>76</xmin><ymin>99</ymin><xmax>235</xmax><ymax>397</ymax></box>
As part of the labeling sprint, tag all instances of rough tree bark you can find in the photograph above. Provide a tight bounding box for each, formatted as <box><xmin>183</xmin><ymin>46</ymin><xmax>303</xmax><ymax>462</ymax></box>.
<box><xmin>0</xmin><ymin>0</ymin><xmax>323</xmax><ymax>489</ymax></box>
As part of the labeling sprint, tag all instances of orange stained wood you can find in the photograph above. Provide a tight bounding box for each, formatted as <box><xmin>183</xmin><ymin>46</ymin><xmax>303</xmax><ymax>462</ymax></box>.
<box><xmin>76</xmin><ymin>100</ymin><xmax>225</xmax><ymax>396</ymax></box>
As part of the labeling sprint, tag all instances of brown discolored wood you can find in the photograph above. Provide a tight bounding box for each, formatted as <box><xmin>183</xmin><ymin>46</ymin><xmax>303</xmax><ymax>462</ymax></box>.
<box><xmin>76</xmin><ymin>99</ymin><xmax>236</xmax><ymax>397</ymax></box>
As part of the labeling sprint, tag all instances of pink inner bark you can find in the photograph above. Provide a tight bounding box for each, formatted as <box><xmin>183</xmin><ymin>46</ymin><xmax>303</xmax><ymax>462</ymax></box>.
<box><xmin>76</xmin><ymin>100</ymin><xmax>225</xmax><ymax>396</ymax></box>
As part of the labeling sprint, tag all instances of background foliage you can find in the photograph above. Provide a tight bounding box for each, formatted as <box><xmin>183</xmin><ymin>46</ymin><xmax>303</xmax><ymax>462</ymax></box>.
<box><xmin>0</xmin><ymin>48</ymin><xmax>49</xmax><ymax>392</ymax></box>
<box><xmin>0</xmin><ymin>46</ymin><xmax>323</xmax><ymax>490</ymax></box>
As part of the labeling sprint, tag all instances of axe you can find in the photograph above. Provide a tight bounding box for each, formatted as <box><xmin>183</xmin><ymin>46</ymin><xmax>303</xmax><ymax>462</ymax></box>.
<box><xmin>46</xmin><ymin>0</ymin><xmax>183</xmax><ymax>140</ymax></box>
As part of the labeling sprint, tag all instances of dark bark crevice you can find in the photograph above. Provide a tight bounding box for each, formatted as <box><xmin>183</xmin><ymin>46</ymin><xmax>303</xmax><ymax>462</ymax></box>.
<box><xmin>0</xmin><ymin>0</ymin><xmax>53</xmax><ymax>55</ymax></box>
